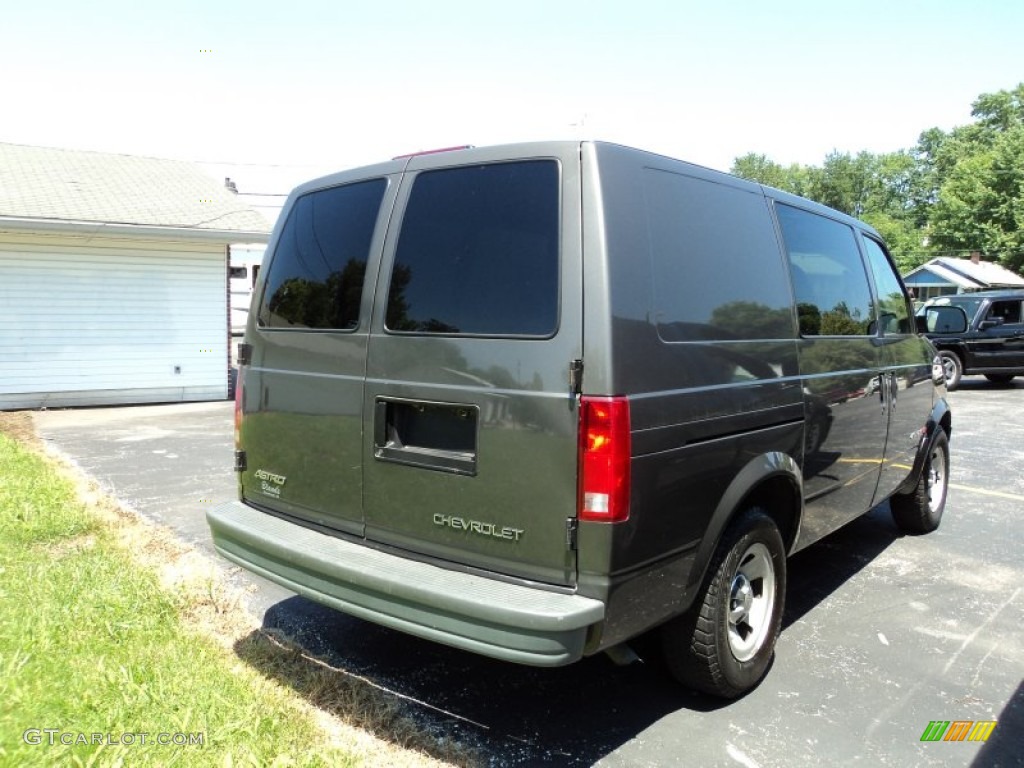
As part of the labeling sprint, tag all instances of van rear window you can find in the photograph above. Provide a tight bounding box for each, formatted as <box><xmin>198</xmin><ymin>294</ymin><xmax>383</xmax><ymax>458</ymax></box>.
<box><xmin>258</xmin><ymin>178</ymin><xmax>386</xmax><ymax>330</ymax></box>
<box><xmin>385</xmin><ymin>161</ymin><xmax>559</xmax><ymax>337</ymax></box>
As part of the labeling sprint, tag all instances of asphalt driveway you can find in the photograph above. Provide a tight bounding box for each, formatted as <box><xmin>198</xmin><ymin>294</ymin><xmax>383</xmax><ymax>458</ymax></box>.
<box><xmin>31</xmin><ymin>381</ymin><xmax>1024</xmax><ymax>767</ymax></box>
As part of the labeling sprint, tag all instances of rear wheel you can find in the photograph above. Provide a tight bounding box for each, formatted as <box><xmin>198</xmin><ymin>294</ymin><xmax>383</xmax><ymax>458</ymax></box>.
<box><xmin>938</xmin><ymin>351</ymin><xmax>962</xmax><ymax>390</ymax></box>
<box><xmin>891</xmin><ymin>428</ymin><xmax>949</xmax><ymax>535</ymax></box>
<box><xmin>662</xmin><ymin>509</ymin><xmax>785</xmax><ymax>698</ymax></box>
<box><xmin>984</xmin><ymin>374</ymin><xmax>1015</xmax><ymax>385</ymax></box>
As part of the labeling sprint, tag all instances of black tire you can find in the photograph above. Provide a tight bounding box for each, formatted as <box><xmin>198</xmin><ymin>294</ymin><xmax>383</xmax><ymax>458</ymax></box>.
<box><xmin>662</xmin><ymin>509</ymin><xmax>786</xmax><ymax>699</ymax></box>
<box><xmin>984</xmin><ymin>374</ymin><xmax>1015</xmax><ymax>385</ymax></box>
<box><xmin>891</xmin><ymin>429</ymin><xmax>949</xmax><ymax>535</ymax></box>
<box><xmin>938</xmin><ymin>351</ymin><xmax>962</xmax><ymax>391</ymax></box>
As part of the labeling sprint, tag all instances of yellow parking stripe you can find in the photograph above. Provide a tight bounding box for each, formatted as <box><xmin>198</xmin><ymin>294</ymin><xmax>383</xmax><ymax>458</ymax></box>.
<box><xmin>947</xmin><ymin>483</ymin><xmax>1024</xmax><ymax>503</ymax></box>
<box><xmin>836</xmin><ymin>462</ymin><xmax>1023</xmax><ymax>502</ymax></box>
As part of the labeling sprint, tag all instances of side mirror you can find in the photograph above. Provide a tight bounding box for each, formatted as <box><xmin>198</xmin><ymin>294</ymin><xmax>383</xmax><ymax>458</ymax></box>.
<box><xmin>979</xmin><ymin>317</ymin><xmax>1005</xmax><ymax>330</ymax></box>
<box><xmin>919</xmin><ymin>305</ymin><xmax>968</xmax><ymax>334</ymax></box>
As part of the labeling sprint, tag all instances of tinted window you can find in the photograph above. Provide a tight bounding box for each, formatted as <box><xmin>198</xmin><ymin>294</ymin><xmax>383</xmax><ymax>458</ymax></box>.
<box><xmin>776</xmin><ymin>204</ymin><xmax>874</xmax><ymax>336</ymax></box>
<box><xmin>386</xmin><ymin>161</ymin><xmax>559</xmax><ymax>336</ymax></box>
<box><xmin>258</xmin><ymin>179</ymin><xmax>386</xmax><ymax>329</ymax></box>
<box><xmin>986</xmin><ymin>299</ymin><xmax>1023</xmax><ymax>325</ymax></box>
<box><xmin>862</xmin><ymin>237</ymin><xmax>912</xmax><ymax>334</ymax></box>
<box><xmin>921</xmin><ymin>295</ymin><xmax>984</xmax><ymax>323</ymax></box>
<box><xmin>644</xmin><ymin>170</ymin><xmax>794</xmax><ymax>341</ymax></box>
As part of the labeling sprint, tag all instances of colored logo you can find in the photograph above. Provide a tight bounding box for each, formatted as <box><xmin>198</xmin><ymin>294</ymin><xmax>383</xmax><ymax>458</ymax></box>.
<box><xmin>920</xmin><ymin>720</ymin><xmax>996</xmax><ymax>742</ymax></box>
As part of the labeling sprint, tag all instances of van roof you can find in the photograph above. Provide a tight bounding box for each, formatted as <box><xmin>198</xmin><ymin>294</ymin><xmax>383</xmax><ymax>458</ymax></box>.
<box><xmin>284</xmin><ymin>140</ymin><xmax>880</xmax><ymax>241</ymax></box>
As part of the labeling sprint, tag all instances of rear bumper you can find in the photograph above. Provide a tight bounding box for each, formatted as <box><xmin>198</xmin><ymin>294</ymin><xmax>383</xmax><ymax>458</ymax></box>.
<box><xmin>207</xmin><ymin>501</ymin><xmax>605</xmax><ymax>666</ymax></box>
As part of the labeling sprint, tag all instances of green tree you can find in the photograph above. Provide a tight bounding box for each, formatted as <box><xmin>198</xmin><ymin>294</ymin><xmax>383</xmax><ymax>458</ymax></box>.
<box><xmin>730</xmin><ymin>83</ymin><xmax>1024</xmax><ymax>277</ymax></box>
<box><xmin>730</xmin><ymin>153</ymin><xmax>787</xmax><ymax>188</ymax></box>
<box><xmin>924</xmin><ymin>84</ymin><xmax>1024</xmax><ymax>274</ymax></box>
<box><xmin>862</xmin><ymin>211</ymin><xmax>926</xmax><ymax>273</ymax></box>
<box><xmin>972</xmin><ymin>83</ymin><xmax>1024</xmax><ymax>132</ymax></box>
<box><xmin>805</xmin><ymin>151</ymin><xmax>876</xmax><ymax>217</ymax></box>
<box><xmin>729</xmin><ymin>154</ymin><xmax>810</xmax><ymax>195</ymax></box>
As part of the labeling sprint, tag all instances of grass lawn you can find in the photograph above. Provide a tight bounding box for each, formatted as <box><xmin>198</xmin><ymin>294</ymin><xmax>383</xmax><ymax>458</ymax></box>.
<box><xmin>0</xmin><ymin>413</ymin><xmax>471</xmax><ymax>768</ymax></box>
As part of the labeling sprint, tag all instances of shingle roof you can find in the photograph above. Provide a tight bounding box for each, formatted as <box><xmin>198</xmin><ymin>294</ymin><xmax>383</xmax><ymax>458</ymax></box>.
<box><xmin>904</xmin><ymin>257</ymin><xmax>1024</xmax><ymax>289</ymax></box>
<box><xmin>0</xmin><ymin>142</ymin><xmax>271</xmax><ymax>235</ymax></box>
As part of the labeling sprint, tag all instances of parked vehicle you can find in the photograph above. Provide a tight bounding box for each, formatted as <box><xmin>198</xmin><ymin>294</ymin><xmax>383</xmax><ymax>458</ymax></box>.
<box><xmin>208</xmin><ymin>141</ymin><xmax>952</xmax><ymax>698</ymax></box>
<box><xmin>917</xmin><ymin>290</ymin><xmax>1024</xmax><ymax>389</ymax></box>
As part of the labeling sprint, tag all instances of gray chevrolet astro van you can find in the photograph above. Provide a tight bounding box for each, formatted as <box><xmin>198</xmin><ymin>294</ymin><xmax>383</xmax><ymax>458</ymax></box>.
<box><xmin>208</xmin><ymin>141</ymin><xmax>952</xmax><ymax>698</ymax></box>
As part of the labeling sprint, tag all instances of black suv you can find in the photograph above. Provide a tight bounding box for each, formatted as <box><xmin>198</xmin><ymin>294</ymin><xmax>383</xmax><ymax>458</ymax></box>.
<box><xmin>918</xmin><ymin>289</ymin><xmax>1024</xmax><ymax>389</ymax></box>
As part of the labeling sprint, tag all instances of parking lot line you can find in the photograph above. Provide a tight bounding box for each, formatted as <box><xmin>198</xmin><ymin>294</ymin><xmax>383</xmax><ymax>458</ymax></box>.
<box><xmin>947</xmin><ymin>483</ymin><xmax>1024</xmax><ymax>502</ymax></box>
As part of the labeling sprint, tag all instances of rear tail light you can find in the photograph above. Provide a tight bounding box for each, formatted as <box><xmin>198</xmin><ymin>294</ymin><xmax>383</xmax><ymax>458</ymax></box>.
<box><xmin>578</xmin><ymin>396</ymin><xmax>631</xmax><ymax>523</ymax></box>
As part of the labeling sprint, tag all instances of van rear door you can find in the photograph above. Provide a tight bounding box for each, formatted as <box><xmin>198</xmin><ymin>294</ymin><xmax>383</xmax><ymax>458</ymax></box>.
<box><xmin>239</xmin><ymin>170</ymin><xmax>399</xmax><ymax>536</ymax></box>
<box><xmin>362</xmin><ymin>145</ymin><xmax>584</xmax><ymax>588</ymax></box>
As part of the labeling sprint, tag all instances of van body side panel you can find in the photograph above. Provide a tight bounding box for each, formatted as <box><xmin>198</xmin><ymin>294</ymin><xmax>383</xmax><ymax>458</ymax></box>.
<box><xmin>361</xmin><ymin>145</ymin><xmax>584</xmax><ymax>587</ymax></box>
<box><xmin>769</xmin><ymin>199</ymin><xmax>902</xmax><ymax>549</ymax></box>
<box><xmin>585</xmin><ymin>421</ymin><xmax>804</xmax><ymax>648</ymax></box>
<box><xmin>793</xmin><ymin>339</ymin><xmax>887</xmax><ymax>545</ymax></box>
<box><xmin>875</xmin><ymin>335</ymin><xmax>938</xmax><ymax>499</ymax></box>
<box><xmin>859</xmin><ymin>234</ymin><xmax>939</xmax><ymax>504</ymax></box>
<box><xmin>578</xmin><ymin>144</ymin><xmax>804</xmax><ymax>633</ymax></box>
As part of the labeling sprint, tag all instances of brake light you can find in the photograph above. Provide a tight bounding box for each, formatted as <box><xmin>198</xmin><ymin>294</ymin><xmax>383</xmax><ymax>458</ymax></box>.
<box><xmin>578</xmin><ymin>396</ymin><xmax>631</xmax><ymax>523</ymax></box>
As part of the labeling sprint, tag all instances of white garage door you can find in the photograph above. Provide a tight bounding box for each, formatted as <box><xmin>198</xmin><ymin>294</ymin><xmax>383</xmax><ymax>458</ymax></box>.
<box><xmin>0</xmin><ymin>236</ymin><xmax>228</xmax><ymax>409</ymax></box>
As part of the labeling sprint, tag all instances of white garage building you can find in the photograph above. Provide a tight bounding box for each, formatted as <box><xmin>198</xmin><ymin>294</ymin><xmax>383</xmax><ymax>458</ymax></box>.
<box><xmin>0</xmin><ymin>142</ymin><xmax>271</xmax><ymax>409</ymax></box>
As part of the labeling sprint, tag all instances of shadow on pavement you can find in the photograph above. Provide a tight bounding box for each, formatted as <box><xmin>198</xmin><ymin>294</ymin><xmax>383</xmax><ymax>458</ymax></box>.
<box><xmin>233</xmin><ymin>506</ymin><xmax>903</xmax><ymax>766</ymax></box>
<box><xmin>237</xmin><ymin>601</ymin><xmax>717</xmax><ymax>766</ymax></box>
<box><xmin>783</xmin><ymin>504</ymin><xmax>902</xmax><ymax>629</ymax></box>
<box><xmin>971</xmin><ymin>680</ymin><xmax>1024</xmax><ymax>767</ymax></box>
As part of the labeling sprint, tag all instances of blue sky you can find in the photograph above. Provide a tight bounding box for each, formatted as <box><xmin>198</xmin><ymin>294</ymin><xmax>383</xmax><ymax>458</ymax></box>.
<box><xmin>3</xmin><ymin>0</ymin><xmax>1021</xmax><ymax>220</ymax></box>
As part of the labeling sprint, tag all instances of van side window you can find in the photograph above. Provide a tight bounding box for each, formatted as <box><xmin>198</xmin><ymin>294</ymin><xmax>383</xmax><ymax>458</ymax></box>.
<box><xmin>862</xmin><ymin>237</ymin><xmax>912</xmax><ymax>334</ymax></box>
<box><xmin>258</xmin><ymin>178</ymin><xmax>387</xmax><ymax>330</ymax></box>
<box><xmin>385</xmin><ymin>161</ymin><xmax>559</xmax><ymax>337</ymax></box>
<box><xmin>776</xmin><ymin>204</ymin><xmax>874</xmax><ymax>336</ymax></box>
<box><xmin>644</xmin><ymin>170</ymin><xmax>794</xmax><ymax>341</ymax></box>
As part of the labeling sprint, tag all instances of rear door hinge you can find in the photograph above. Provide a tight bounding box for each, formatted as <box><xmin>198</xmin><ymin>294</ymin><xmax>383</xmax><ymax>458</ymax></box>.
<box><xmin>566</xmin><ymin>517</ymin><xmax>579</xmax><ymax>551</ymax></box>
<box><xmin>569</xmin><ymin>358</ymin><xmax>584</xmax><ymax>398</ymax></box>
<box><xmin>237</xmin><ymin>343</ymin><xmax>252</xmax><ymax>366</ymax></box>
<box><xmin>234</xmin><ymin>450</ymin><xmax>247</xmax><ymax>472</ymax></box>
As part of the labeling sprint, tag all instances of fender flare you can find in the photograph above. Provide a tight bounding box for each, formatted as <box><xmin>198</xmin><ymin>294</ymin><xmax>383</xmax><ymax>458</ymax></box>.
<box><xmin>683</xmin><ymin>451</ymin><xmax>803</xmax><ymax>601</ymax></box>
<box><xmin>897</xmin><ymin>396</ymin><xmax>952</xmax><ymax>495</ymax></box>
<box><xmin>928</xmin><ymin>395</ymin><xmax>952</xmax><ymax>442</ymax></box>
<box><xmin>932</xmin><ymin>340</ymin><xmax>968</xmax><ymax>360</ymax></box>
